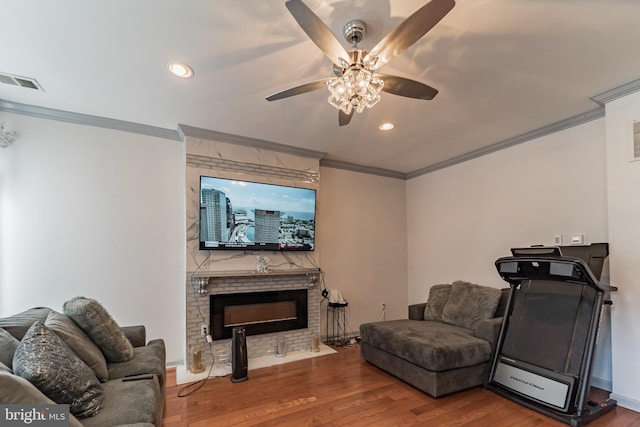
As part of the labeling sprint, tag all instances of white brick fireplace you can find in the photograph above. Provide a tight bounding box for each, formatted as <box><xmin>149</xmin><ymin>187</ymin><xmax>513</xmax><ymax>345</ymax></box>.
<box><xmin>185</xmin><ymin>272</ymin><xmax>321</xmax><ymax>370</ymax></box>
<box><xmin>183</xmin><ymin>127</ymin><xmax>323</xmax><ymax>371</ymax></box>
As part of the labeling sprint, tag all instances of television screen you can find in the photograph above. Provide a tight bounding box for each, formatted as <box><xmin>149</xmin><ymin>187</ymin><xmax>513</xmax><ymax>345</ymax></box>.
<box><xmin>199</xmin><ymin>176</ymin><xmax>316</xmax><ymax>251</ymax></box>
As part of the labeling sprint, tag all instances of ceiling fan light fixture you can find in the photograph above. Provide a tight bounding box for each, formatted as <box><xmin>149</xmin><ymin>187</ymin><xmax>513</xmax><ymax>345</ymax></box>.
<box><xmin>327</xmin><ymin>63</ymin><xmax>384</xmax><ymax>115</ymax></box>
<box><xmin>268</xmin><ymin>0</ymin><xmax>454</xmax><ymax>125</ymax></box>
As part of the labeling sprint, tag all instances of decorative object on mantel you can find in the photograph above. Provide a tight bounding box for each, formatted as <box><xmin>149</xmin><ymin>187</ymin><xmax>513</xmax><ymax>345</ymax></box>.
<box><xmin>306</xmin><ymin>273</ymin><xmax>318</xmax><ymax>288</ymax></box>
<box><xmin>256</xmin><ymin>256</ymin><xmax>270</xmax><ymax>273</ymax></box>
<box><xmin>0</xmin><ymin>122</ymin><xmax>16</xmax><ymax>148</ymax></box>
<box><xmin>191</xmin><ymin>276</ymin><xmax>209</xmax><ymax>295</ymax></box>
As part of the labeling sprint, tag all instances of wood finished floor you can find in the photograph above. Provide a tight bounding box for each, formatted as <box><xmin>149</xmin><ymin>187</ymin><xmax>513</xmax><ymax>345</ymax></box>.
<box><xmin>162</xmin><ymin>345</ymin><xmax>639</xmax><ymax>426</ymax></box>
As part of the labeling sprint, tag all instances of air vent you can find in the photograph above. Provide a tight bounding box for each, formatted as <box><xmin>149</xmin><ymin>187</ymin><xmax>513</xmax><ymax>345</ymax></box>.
<box><xmin>634</xmin><ymin>121</ymin><xmax>640</xmax><ymax>160</ymax></box>
<box><xmin>0</xmin><ymin>72</ymin><xmax>44</xmax><ymax>91</ymax></box>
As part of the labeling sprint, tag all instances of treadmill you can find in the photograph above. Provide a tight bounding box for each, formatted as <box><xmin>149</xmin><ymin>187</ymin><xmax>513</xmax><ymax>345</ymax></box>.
<box><xmin>485</xmin><ymin>245</ymin><xmax>617</xmax><ymax>426</ymax></box>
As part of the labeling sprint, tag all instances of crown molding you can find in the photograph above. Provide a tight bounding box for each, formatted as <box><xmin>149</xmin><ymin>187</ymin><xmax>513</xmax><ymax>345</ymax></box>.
<box><xmin>0</xmin><ymin>99</ymin><xmax>181</xmax><ymax>141</ymax></box>
<box><xmin>319</xmin><ymin>158</ymin><xmax>406</xmax><ymax>180</ymax></box>
<box><xmin>6</xmin><ymin>72</ymin><xmax>640</xmax><ymax>181</ymax></box>
<box><xmin>591</xmin><ymin>76</ymin><xmax>640</xmax><ymax>105</ymax></box>
<box><xmin>406</xmin><ymin>107</ymin><xmax>605</xmax><ymax>179</ymax></box>
<box><xmin>178</xmin><ymin>124</ymin><xmax>326</xmax><ymax>160</ymax></box>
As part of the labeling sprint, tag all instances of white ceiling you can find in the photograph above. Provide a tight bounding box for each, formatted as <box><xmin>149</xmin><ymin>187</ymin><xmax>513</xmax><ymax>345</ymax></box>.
<box><xmin>2</xmin><ymin>0</ymin><xmax>640</xmax><ymax>175</ymax></box>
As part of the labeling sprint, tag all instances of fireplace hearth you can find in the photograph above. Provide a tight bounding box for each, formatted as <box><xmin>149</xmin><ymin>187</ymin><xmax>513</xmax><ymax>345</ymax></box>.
<box><xmin>210</xmin><ymin>289</ymin><xmax>308</xmax><ymax>340</ymax></box>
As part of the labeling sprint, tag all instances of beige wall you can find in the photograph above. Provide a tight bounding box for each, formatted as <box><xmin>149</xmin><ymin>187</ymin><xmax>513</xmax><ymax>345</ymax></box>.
<box><xmin>0</xmin><ymin>112</ymin><xmax>186</xmax><ymax>364</ymax></box>
<box><xmin>317</xmin><ymin>167</ymin><xmax>408</xmax><ymax>335</ymax></box>
<box><xmin>406</xmin><ymin>118</ymin><xmax>611</xmax><ymax>385</ymax></box>
<box><xmin>605</xmin><ymin>91</ymin><xmax>640</xmax><ymax>410</ymax></box>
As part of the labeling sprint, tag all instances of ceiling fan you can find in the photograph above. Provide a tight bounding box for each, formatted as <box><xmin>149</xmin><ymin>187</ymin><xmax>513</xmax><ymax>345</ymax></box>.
<box><xmin>266</xmin><ymin>0</ymin><xmax>455</xmax><ymax>126</ymax></box>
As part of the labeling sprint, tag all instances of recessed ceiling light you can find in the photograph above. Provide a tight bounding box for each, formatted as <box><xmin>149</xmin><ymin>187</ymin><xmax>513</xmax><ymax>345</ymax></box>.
<box><xmin>168</xmin><ymin>61</ymin><xmax>193</xmax><ymax>78</ymax></box>
<box><xmin>379</xmin><ymin>123</ymin><xmax>395</xmax><ymax>131</ymax></box>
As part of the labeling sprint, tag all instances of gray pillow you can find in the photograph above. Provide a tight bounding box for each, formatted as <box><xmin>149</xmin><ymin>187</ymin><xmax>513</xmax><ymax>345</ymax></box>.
<box><xmin>12</xmin><ymin>321</ymin><xmax>104</xmax><ymax>418</ymax></box>
<box><xmin>441</xmin><ymin>280</ymin><xmax>502</xmax><ymax>329</ymax></box>
<box><xmin>0</xmin><ymin>359</ymin><xmax>56</xmax><ymax>404</ymax></box>
<box><xmin>0</xmin><ymin>327</ymin><xmax>19</xmax><ymax>369</ymax></box>
<box><xmin>45</xmin><ymin>310</ymin><xmax>109</xmax><ymax>381</ymax></box>
<box><xmin>0</xmin><ymin>362</ymin><xmax>84</xmax><ymax>427</ymax></box>
<box><xmin>63</xmin><ymin>297</ymin><xmax>134</xmax><ymax>363</ymax></box>
<box><xmin>424</xmin><ymin>284</ymin><xmax>452</xmax><ymax>321</ymax></box>
<box><xmin>0</xmin><ymin>307</ymin><xmax>51</xmax><ymax>340</ymax></box>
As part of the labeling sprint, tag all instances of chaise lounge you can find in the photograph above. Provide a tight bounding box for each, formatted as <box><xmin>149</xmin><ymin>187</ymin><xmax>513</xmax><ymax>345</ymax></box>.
<box><xmin>360</xmin><ymin>280</ymin><xmax>508</xmax><ymax>398</ymax></box>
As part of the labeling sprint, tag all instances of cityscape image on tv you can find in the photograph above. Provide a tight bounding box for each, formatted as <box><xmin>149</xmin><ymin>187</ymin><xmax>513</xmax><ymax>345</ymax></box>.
<box><xmin>199</xmin><ymin>176</ymin><xmax>316</xmax><ymax>250</ymax></box>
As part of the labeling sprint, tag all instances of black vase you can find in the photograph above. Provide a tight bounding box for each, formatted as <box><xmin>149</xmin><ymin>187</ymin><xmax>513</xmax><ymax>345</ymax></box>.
<box><xmin>231</xmin><ymin>327</ymin><xmax>248</xmax><ymax>383</ymax></box>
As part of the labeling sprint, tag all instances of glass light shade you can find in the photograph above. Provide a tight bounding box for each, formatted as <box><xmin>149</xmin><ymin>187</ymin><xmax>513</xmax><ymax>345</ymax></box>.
<box><xmin>327</xmin><ymin>65</ymin><xmax>384</xmax><ymax>115</ymax></box>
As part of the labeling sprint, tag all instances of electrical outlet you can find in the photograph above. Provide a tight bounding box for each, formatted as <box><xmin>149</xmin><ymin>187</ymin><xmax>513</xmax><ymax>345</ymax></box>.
<box><xmin>201</xmin><ymin>324</ymin><xmax>208</xmax><ymax>336</ymax></box>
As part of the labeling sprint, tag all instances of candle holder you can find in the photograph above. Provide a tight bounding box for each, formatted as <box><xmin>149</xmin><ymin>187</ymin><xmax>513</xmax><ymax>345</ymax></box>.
<box><xmin>190</xmin><ymin>345</ymin><xmax>205</xmax><ymax>373</ymax></box>
<box><xmin>311</xmin><ymin>333</ymin><xmax>320</xmax><ymax>352</ymax></box>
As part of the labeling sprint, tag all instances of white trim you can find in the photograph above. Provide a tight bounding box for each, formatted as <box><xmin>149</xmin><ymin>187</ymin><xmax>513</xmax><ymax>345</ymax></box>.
<box><xmin>590</xmin><ymin>376</ymin><xmax>612</xmax><ymax>392</ymax></box>
<box><xmin>0</xmin><ymin>99</ymin><xmax>180</xmax><ymax>141</ymax></box>
<box><xmin>610</xmin><ymin>393</ymin><xmax>640</xmax><ymax>412</ymax></box>
<box><xmin>3</xmin><ymin>74</ymin><xmax>640</xmax><ymax>180</ymax></box>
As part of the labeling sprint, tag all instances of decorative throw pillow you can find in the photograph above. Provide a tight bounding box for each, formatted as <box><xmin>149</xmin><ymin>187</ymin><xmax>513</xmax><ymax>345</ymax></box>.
<box><xmin>424</xmin><ymin>284</ymin><xmax>452</xmax><ymax>321</ymax></box>
<box><xmin>63</xmin><ymin>297</ymin><xmax>134</xmax><ymax>363</ymax></box>
<box><xmin>0</xmin><ymin>327</ymin><xmax>19</xmax><ymax>369</ymax></box>
<box><xmin>45</xmin><ymin>311</ymin><xmax>109</xmax><ymax>381</ymax></box>
<box><xmin>12</xmin><ymin>321</ymin><xmax>104</xmax><ymax>418</ymax></box>
<box><xmin>0</xmin><ymin>362</ymin><xmax>85</xmax><ymax>427</ymax></box>
<box><xmin>0</xmin><ymin>307</ymin><xmax>51</xmax><ymax>340</ymax></box>
<box><xmin>1</xmin><ymin>360</ymin><xmax>55</xmax><ymax>403</ymax></box>
<box><xmin>441</xmin><ymin>280</ymin><xmax>502</xmax><ymax>329</ymax></box>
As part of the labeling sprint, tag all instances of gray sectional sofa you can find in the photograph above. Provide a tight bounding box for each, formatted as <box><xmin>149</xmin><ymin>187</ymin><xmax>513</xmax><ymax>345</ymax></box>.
<box><xmin>360</xmin><ymin>280</ymin><xmax>508</xmax><ymax>398</ymax></box>
<box><xmin>0</xmin><ymin>298</ymin><xmax>166</xmax><ymax>427</ymax></box>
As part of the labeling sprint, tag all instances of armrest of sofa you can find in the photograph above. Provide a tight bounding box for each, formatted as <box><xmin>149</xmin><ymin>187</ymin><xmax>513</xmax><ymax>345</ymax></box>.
<box><xmin>408</xmin><ymin>303</ymin><xmax>427</xmax><ymax>320</ymax></box>
<box><xmin>120</xmin><ymin>325</ymin><xmax>146</xmax><ymax>347</ymax></box>
<box><xmin>474</xmin><ymin>317</ymin><xmax>502</xmax><ymax>350</ymax></box>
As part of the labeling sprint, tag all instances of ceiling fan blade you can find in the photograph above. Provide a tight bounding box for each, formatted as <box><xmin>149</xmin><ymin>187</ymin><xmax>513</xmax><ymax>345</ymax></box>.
<box><xmin>338</xmin><ymin>109</ymin><xmax>353</xmax><ymax>126</ymax></box>
<box><xmin>366</xmin><ymin>0</ymin><xmax>455</xmax><ymax>69</ymax></box>
<box><xmin>285</xmin><ymin>0</ymin><xmax>351</xmax><ymax>66</ymax></box>
<box><xmin>378</xmin><ymin>74</ymin><xmax>438</xmax><ymax>100</ymax></box>
<box><xmin>266</xmin><ymin>79</ymin><xmax>330</xmax><ymax>101</ymax></box>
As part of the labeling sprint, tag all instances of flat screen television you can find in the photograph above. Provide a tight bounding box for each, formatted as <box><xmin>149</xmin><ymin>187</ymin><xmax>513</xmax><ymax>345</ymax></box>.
<box><xmin>199</xmin><ymin>176</ymin><xmax>316</xmax><ymax>251</ymax></box>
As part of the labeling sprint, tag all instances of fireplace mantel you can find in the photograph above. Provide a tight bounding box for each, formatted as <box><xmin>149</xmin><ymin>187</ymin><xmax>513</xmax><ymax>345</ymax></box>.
<box><xmin>190</xmin><ymin>268</ymin><xmax>320</xmax><ymax>279</ymax></box>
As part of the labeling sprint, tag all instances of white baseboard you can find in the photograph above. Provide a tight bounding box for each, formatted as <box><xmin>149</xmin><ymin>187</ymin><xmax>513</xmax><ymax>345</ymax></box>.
<box><xmin>590</xmin><ymin>376</ymin><xmax>612</xmax><ymax>392</ymax></box>
<box><xmin>610</xmin><ymin>393</ymin><xmax>640</xmax><ymax>412</ymax></box>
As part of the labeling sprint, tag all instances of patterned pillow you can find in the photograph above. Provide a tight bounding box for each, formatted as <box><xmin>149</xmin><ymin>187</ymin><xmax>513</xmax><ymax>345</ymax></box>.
<box><xmin>45</xmin><ymin>311</ymin><xmax>109</xmax><ymax>381</ymax></box>
<box><xmin>12</xmin><ymin>321</ymin><xmax>104</xmax><ymax>418</ymax></box>
<box><xmin>424</xmin><ymin>284</ymin><xmax>452</xmax><ymax>321</ymax></box>
<box><xmin>63</xmin><ymin>297</ymin><xmax>134</xmax><ymax>363</ymax></box>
